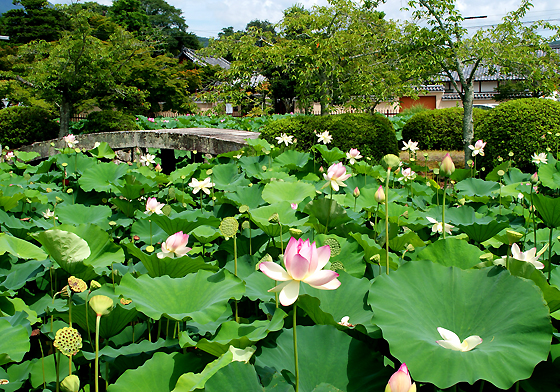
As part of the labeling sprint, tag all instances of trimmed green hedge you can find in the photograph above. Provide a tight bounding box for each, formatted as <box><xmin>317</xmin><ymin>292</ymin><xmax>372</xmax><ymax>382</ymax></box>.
<box><xmin>476</xmin><ymin>98</ymin><xmax>560</xmax><ymax>172</ymax></box>
<box><xmin>0</xmin><ymin>106</ymin><xmax>59</xmax><ymax>148</ymax></box>
<box><xmin>259</xmin><ymin>113</ymin><xmax>399</xmax><ymax>161</ymax></box>
<box><xmin>80</xmin><ymin>110</ymin><xmax>139</xmax><ymax>134</ymax></box>
<box><xmin>401</xmin><ymin>107</ymin><xmax>487</xmax><ymax>151</ymax></box>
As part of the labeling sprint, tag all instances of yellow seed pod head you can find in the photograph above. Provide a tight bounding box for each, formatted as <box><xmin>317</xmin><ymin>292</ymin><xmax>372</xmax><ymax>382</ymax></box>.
<box><xmin>241</xmin><ymin>221</ymin><xmax>251</xmax><ymax>230</ymax></box>
<box><xmin>90</xmin><ymin>280</ymin><xmax>101</xmax><ymax>290</ymax></box>
<box><xmin>330</xmin><ymin>261</ymin><xmax>345</xmax><ymax>271</ymax></box>
<box><xmin>54</xmin><ymin>327</ymin><xmax>82</xmax><ymax>357</ymax></box>
<box><xmin>506</xmin><ymin>230</ymin><xmax>523</xmax><ymax>245</ymax></box>
<box><xmin>239</xmin><ymin>205</ymin><xmax>250</xmax><ymax>213</ymax></box>
<box><xmin>380</xmin><ymin>154</ymin><xmax>400</xmax><ymax>170</ymax></box>
<box><xmin>219</xmin><ymin>217</ymin><xmax>239</xmax><ymax>238</ymax></box>
<box><xmin>68</xmin><ymin>276</ymin><xmax>87</xmax><ymax>293</ymax></box>
<box><xmin>89</xmin><ymin>295</ymin><xmax>114</xmax><ymax>316</ymax></box>
<box><xmin>61</xmin><ymin>375</ymin><xmax>80</xmax><ymax>392</ymax></box>
<box><xmin>268</xmin><ymin>213</ymin><xmax>279</xmax><ymax>223</ymax></box>
<box><xmin>288</xmin><ymin>228</ymin><xmax>303</xmax><ymax>239</ymax></box>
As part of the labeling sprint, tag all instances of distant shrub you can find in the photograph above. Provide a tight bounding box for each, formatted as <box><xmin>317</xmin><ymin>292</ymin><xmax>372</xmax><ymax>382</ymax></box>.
<box><xmin>0</xmin><ymin>106</ymin><xmax>59</xmax><ymax>148</ymax></box>
<box><xmin>259</xmin><ymin>113</ymin><xmax>398</xmax><ymax>161</ymax></box>
<box><xmin>476</xmin><ymin>98</ymin><xmax>560</xmax><ymax>172</ymax></box>
<box><xmin>80</xmin><ymin>110</ymin><xmax>138</xmax><ymax>134</ymax></box>
<box><xmin>401</xmin><ymin>107</ymin><xmax>487</xmax><ymax>151</ymax></box>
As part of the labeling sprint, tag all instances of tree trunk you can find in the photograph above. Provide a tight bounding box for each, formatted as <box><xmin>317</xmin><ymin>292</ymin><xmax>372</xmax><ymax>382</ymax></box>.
<box><xmin>59</xmin><ymin>95</ymin><xmax>72</xmax><ymax>138</ymax></box>
<box><xmin>462</xmin><ymin>81</ymin><xmax>475</xmax><ymax>164</ymax></box>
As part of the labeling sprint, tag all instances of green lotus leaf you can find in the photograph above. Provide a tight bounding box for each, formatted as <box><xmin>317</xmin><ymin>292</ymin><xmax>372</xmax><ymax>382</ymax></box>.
<box><xmin>115</xmin><ymin>269</ymin><xmax>245</xmax><ymax>323</ymax></box>
<box><xmin>130</xmin><ymin>219</ymin><xmax>168</xmax><ymax>244</ymax></box>
<box><xmin>417</xmin><ymin>238</ymin><xmax>485</xmax><ymax>269</ymax></box>
<box><xmin>304</xmin><ymin>199</ymin><xmax>351</xmax><ymax>232</ymax></box>
<box><xmin>0</xmin><ymin>258</ymin><xmax>49</xmax><ymax>291</ymax></box>
<box><xmin>389</xmin><ymin>230</ymin><xmax>425</xmax><ymax>252</ymax></box>
<box><xmin>191</xmin><ymin>225</ymin><xmax>221</xmax><ymax>244</ymax></box>
<box><xmin>311</xmin><ymin>234</ymin><xmax>365</xmax><ymax>277</ymax></box>
<box><xmin>0</xmin><ymin>190</ymin><xmax>25</xmax><ymax>211</ymax></box>
<box><xmin>108</xmin><ymin>351</ymin><xmax>207</xmax><ymax>392</ymax></box>
<box><xmin>538</xmin><ymin>154</ymin><xmax>560</xmax><ymax>190</ymax></box>
<box><xmin>244</xmin><ymin>137</ymin><xmax>272</xmax><ymax>154</ymax></box>
<box><xmin>173</xmin><ymin>346</ymin><xmax>255</xmax><ymax>391</ymax></box>
<box><xmin>0</xmin><ymin>297</ymin><xmax>40</xmax><ymax>325</ymax></box>
<box><xmin>255</xmin><ymin>325</ymin><xmax>391</xmax><ymax>392</ymax></box>
<box><xmin>31</xmin><ymin>229</ymin><xmax>91</xmax><ymax>276</ymax></box>
<box><xmin>0</xmin><ymin>319</ymin><xmax>29</xmax><ymax>365</ymax></box>
<box><xmin>78</xmin><ymin>161</ymin><xmax>129</xmax><ymax>192</ymax></box>
<box><xmin>53</xmin><ymin>223</ymin><xmax>125</xmax><ymax>280</ymax></box>
<box><xmin>249</xmin><ymin>202</ymin><xmax>308</xmax><ymax>237</ymax></box>
<box><xmin>508</xmin><ymin>258</ymin><xmax>560</xmax><ymax>312</ymax></box>
<box><xmin>212</xmin><ymin>162</ymin><xmax>250</xmax><ymax>190</ymax></box>
<box><xmin>56</xmin><ymin>204</ymin><xmax>113</xmax><ymax>230</ymax></box>
<box><xmin>203</xmin><ymin>362</ymin><xmax>264</xmax><ymax>392</ymax></box>
<box><xmin>82</xmin><ymin>338</ymin><xmax>175</xmax><ymax>361</ymax></box>
<box><xmin>115</xmin><ymin>175</ymin><xmax>158</xmax><ymax>200</ymax></box>
<box><xmin>224</xmin><ymin>183</ymin><xmax>265</xmax><ymax>209</ymax></box>
<box><xmin>169</xmin><ymin>163</ymin><xmax>200</xmax><ymax>183</ymax></box>
<box><xmin>124</xmin><ymin>242</ymin><xmax>217</xmax><ymax>278</ymax></box>
<box><xmin>314</xmin><ymin>145</ymin><xmax>345</xmax><ymax>165</ymax></box>
<box><xmin>29</xmin><ymin>354</ymin><xmax>74</xmax><ymax>389</ymax></box>
<box><xmin>196</xmin><ymin>308</ymin><xmax>287</xmax><ymax>356</ymax></box>
<box><xmin>238</xmin><ymin>155</ymin><xmax>268</xmax><ymax>179</ymax></box>
<box><xmin>457</xmin><ymin>220</ymin><xmax>510</xmax><ymax>243</ymax></box>
<box><xmin>55</xmin><ymin>153</ymin><xmax>96</xmax><ymax>175</ymax></box>
<box><xmin>368</xmin><ymin>261</ymin><xmax>552</xmax><ymax>389</ymax></box>
<box><xmin>262</xmin><ymin>180</ymin><xmax>317</xmax><ymax>205</ymax></box>
<box><xmin>533</xmin><ymin>193</ymin><xmax>560</xmax><ymax>228</ymax></box>
<box><xmin>0</xmin><ymin>233</ymin><xmax>47</xmax><ymax>260</ymax></box>
<box><xmin>273</xmin><ymin>150</ymin><xmax>310</xmax><ymax>171</ymax></box>
<box><xmin>88</xmin><ymin>141</ymin><xmax>116</xmax><ymax>159</ymax></box>
<box><xmin>297</xmin><ymin>271</ymin><xmax>377</xmax><ymax>335</ymax></box>
<box><xmin>149</xmin><ymin>213</ymin><xmax>220</xmax><ymax>236</ymax></box>
<box><xmin>485</xmin><ymin>160</ymin><xmax>513</xmax><ymax>182</ymax></box>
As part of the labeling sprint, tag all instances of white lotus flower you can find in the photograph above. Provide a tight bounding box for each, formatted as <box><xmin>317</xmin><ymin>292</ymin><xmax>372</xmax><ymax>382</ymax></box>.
<box><xmin>401</xmin><ymin>140</ymin><xmax>419</xmax><ymax>153</ymax></box>
<box><xmin>140</xmin><ymin>153</ymin><xmax>156</xmax><ymax>166</ymax></box>
<box><xmin>426</xmin><ymin>217</ymin><xmax>454</xmax><ymax>235</ymax></box>
<box><xmin>496</xmin><ymin>243</ymin><xmax>548</xmax><ymax>270</ymax></box>
<box><xmin>316</xmin><ymin>130</ymin><xmax>332</xmax><ymax>145</ymax></box>
<box><xmin>468</xmin><ymin>139</ymin><xmax>486</xmax><ymax>156</ymax></box>
<box><xmin>436</xmin><ymin>327</ymin><xmax>482</xmax><ymax>352</ymax></box>
<box><xmin>189</xmin><ymin>177</ymin><xmax>215</xmax><ymax>195</ymax></box>
<box><xmin>532</xmin><ymin>152</ymin><xmax>547</xmax><ymax>165</ymax></box>
<box><xmin>275</xmin><ymin>133</ymin><xmax>294</xmax><ymax>146</ymax></box>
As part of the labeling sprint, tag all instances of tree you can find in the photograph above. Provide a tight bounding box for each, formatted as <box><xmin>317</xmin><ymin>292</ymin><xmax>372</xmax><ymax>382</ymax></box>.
<box><xmin>0</xmin><ymin>0</ymin><xmax>68</xmax><ymax>44</ymax></box>
<box><xmin>402</xmin><ymin>0</ymin><xmax>560</xmax><ymax>161</ymax></box>
<box><xmin>6</xmin><ymin>9</ymin><xmax>151</xmax><ymax>136</ymax></box>
<box><xmin>205</xmin><ymin>1</ymin><xmax>418</xmax><ymax>115</ymax></box>
<box><xmin>108</xmin><ymin>0</ymin><xmax>149</xmax><ymax>34</ymax></box>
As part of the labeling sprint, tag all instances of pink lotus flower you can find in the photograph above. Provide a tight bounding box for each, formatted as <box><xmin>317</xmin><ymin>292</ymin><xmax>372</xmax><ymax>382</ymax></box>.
<box><xmin>346</xmin><ymin>148</ymin><xmax>362</xmax><ymax>165</ymax></box>
<box><xmin>145</xmin><ymin>197</ymin><xmax>164</xmax><ymax>215</ymax></box>
<box><xmin>5</xmin><ymin>151</ymin><xmax>14</xmax><ymax>160</ymax></box>
<box><xmin>148</xmin><ymin>118</ymin><xmax>155</xmax><ymax>122</ymax></box>
<box><xmin>63</xmin><ymin>134</ymin><xmax>78</xmax><ymax>148</ymax></box>
<box><xmin>157</xmin><ymin>231</ymin><xmax>191</xmax><ymax>259</ymax></box>
<box><xmin>400</xmin><ymin>168</ymin><xmax>416</xmax><ymax>182</ymax></box>
<box><xmin>259</xmin><ymin>237</ymin><xmax>341</xmax><ymax>306</ymax></box>
<box><xmin>440</xmin><ymin>153</ymin><xmax>455</xmax><ymax>176</ymax></box>
<box><xmin>322</xmin><ymin>162</ymin><xmax>351</xmax><ymax>191</ymax></box>
<box><xmin>291</xmin><ymin>203</ymin><xmax>298</xmax><ymax>210</ymax></box>
<box><xmin>468</xmin><ymin>139</ymin><xmax>486</xmax><ymax>156</ymax></box>
<box><xmin>385</xmin><ymin>363</ymin><xmax>416</xmax><ymax>392</ymax></box>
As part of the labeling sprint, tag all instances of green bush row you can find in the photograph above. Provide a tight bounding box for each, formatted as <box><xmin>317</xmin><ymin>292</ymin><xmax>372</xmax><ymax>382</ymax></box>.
<box><xmin>0</xmin><ymin>106</ymin><xmax>59</xmax><ymax>149</ymax></box>
<box><xmin>259</xmin><ymin>113</ymin><xmax>399</xmax><ymax>162</ymax></box>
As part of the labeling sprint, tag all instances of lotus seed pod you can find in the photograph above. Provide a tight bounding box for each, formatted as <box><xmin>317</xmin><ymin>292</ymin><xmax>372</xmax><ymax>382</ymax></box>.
<box><xmin>380</xmin><ymin>154</ymin><xmax>400</xmax><ymax>170</ymax></box>
<box><xmin>89</xmin><ymin>295</ymin><xmax>114</xmax><ymax>316</ymax></box>
<box><xmin>239</xmin><ymin>205</ymin><xmax>249</xmax><ymax>213</ymax></box>
<box><xmin>61</xmin><ymin>375</ymin><xmax>80</xmax><ymax>392</ymax></box>
<box><xmin>219</xmin><ymin>217</ymin><xmax>239</xmax><ymax>238</ymax></box>
<box><xmin>288</xmin><ymin>228</ymin><xmax>303</xmax><ymax>239</ymax></box>
<box><xmin>323</xmin><ymin>238</ymin><xmax>341</xmax><ymax>257</ymax></box>
<box><xmin>506</xmin><ymin>230</ymin><xmax>523</xmax><ymax>245</ymax></box>
<box><xmin>68</xmin><ymin>276</ymin><xmax>87</xmax><ymax>293</ymax></box>
<box><xmin>206</xmin><ymin>168</ymin><xmax>213</xmax><ymax>175</ymax></box>
<box><xmin>120</xmin><ymin>298</ymin><xmax>132</xmax><ymax>305</ymax></box>
<box><xmin>90</xmin><ymin>280</ymin><xmax>101</xmax><ymax>290</ymax></box>
<box><xmin>241</xmin><ymin>221</ymin><xmax>251</xmax><ymax>230</ymax></box>
<box><xmin>54</xmin><ymin>327</ymin><xmax>82</xmax><ymax>357</ymax></box>
<box><xmin>268</xmin><ymin>213</ymin><xmax>279</xmax><ymax>223</ymax></box>
<box><xmin>330</xmin><ymin>261</ymin><xmax>345</xmax><ymax>271</ymax></box>
<box><xmin>60</xmin><ymin>285</ymin><xmax>71</xmax><ymax>298</ymax></box>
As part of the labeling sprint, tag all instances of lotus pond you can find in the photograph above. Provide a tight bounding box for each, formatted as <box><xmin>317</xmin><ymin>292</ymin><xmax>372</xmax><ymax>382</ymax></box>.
<box><xmin>0</xmin><ymin>137</ymin><xmax>559</xmax><ymax>392</ymax></box>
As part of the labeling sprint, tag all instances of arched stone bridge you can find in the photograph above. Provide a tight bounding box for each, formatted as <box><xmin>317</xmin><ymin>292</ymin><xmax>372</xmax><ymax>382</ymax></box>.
<box><xmin>19</xmin><ymin>128</ymin><xmax>261</xmax><ymax>160</ymax></box>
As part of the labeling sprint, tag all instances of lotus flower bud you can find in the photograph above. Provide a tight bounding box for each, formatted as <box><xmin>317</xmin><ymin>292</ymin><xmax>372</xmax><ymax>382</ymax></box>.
<box><xmin>530</xmin><ymin>172</ymin><xmax>539</xmax><ymax>184</ymax></box>
<box><xmin>385</xmin><ymin>363</ymin><xmax>416</xmax><ymax>392</ymax></box>
<box><xmin>440</xmin><ymin>153</ymin><xmax>455</xmax><ymax>176</ymax></box>
<box><xmin>61</xmin><ymin>375</ymin><xmax>80</xmax><ymax>392</ymax></box>
<box><xmin>375</xmin><ymin>186</ymin><xmax>385</xmax><ymax>203</ymax></box>
<box><xmin>353</xmin><ymin>187</ymin><xmax>360</xmax><ymax>198</ymax></box>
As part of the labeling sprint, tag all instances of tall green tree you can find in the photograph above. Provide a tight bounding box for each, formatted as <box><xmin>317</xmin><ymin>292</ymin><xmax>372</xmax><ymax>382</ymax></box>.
<box><xmin>108</xmin><ymin>0</ymin><xmax>149</xmax><ymax>34</ymax></box>
<box><xmin>0</xmin><ymin>0</ymin><xmax>68</xmax><ymax>44</ymax></box>
<box><xmin>403</xmin><ymin>0</ymin><xmax>560</xmax><ymax>161</ymax></box>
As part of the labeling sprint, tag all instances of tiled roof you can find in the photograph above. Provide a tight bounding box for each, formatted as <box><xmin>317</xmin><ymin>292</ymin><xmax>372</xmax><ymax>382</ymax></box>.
<box><xmin>180</xmin><ymin>48</ymin><xmax>231</xmax><ymax>70</ymax></box>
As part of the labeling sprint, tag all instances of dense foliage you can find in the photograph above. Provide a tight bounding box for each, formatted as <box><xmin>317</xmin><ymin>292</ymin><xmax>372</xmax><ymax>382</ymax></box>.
<box><xmin>0</xmin><ymin>134</ymin><xmax>559</xmax><ymax>391</ymax></box>
<box><xmin>477</xmin><ymin>98</ymin><xmax>560</xmax><ymax>172</ymax></box>
<box><xmin>401</xmin><ymin>107</ymin><xmax>487</xmax><ymax>151</ymax></box>
<box><xmin>259</xmin><ymin>113</ymin><xmax>399</xmax><ymax>161</ymax></box>
<box><xmin>0</xmin><ymin>105</ymin><xmax>58</xmax><ymax>148</ymax></box>
<box><xmin>79</xmin><ymin>110</ymin><xmax>139</xmax><ymax>134</ymax></box>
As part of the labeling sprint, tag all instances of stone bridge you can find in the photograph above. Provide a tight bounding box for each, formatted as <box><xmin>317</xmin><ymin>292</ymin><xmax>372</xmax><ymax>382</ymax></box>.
<box><xmin>19</xmin><ymin>128</ymin><xmax>261</xmax><ymax>172</ymax></box>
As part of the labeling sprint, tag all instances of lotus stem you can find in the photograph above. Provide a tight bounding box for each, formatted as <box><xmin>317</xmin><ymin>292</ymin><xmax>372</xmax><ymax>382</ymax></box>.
<box><xmin>234</xmin><ymin>234</ymin><xmax>239</xmax><ymax>323</ymax></box>
<box><xmin>479</xmin><ymin>380</ymin><xmax>485</xmax><ymax>392</ymax></box>
<box><xmin>325</xmin><ymin>187</ymin><xmax>333</xmax><ymax>234</ymax></box>
<box><xmin>530</xmin><ymin>186</ymin><xmax>537</xmax><ymax>247</ymax></box>
<box><xmin>293</xmin><ymin>302</ymin><xmax>299</xmax><ymax>392</ymax></box>
<box><xmin>55</xmin><ymin>351</ymin><xmax>60</xmax><ymax>392</ymax></box>
<box><xmin>95</xmin><ymin>314</ymin><xmax>101</xmax><ymax>392</ymax></box>
<box><xmin>548</xmin><ymin>227</ymin><xmax>553</xmax><ymax>281</ymax></box>
<box><xmin>442</xmin><ymin>178</ymin><xmax>448</xmax><ymax>239</ymax></box>
<box><xmin>385</xmin><ymin>167</ymin><xmax>390</xmax><ymax>275</ymax></box>
<box><xmin>149</xmin><ymin>220</ymin><xmax>153</xmax><ymax>246</ymax></box>
<box><xmin>39</xmin><ymin>337</ymin><xmax>46</xmax><ymax>389</ymax></box>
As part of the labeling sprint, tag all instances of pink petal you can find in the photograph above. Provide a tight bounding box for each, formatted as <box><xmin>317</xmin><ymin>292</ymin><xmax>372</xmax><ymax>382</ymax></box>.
<box><xmin>315</xmin><ymin>245</ymin><xmax>331</xmax><ymax>270</ymax></box>
<box><xmin>311</xmin><ymin>277</ymin><xmax>341</xmax><ymax>290</ymax></box>
<box><xmin>303</xmin><ymin>270</ymin><xmax>340</xmax><ymax>287</ymax></box>
<box><xmin>284</xmin><ymin>237</ymin><xmax>299</xmax><ymax>266</ymax></box>
<box><xmin>287</xmin><ymin>254</ymin><xmax>310</xmax><ymax>280</ymax></box>
<box><xmin>259</xmin><ymin>262</ymin><xmax>291</xmax><ymax>281</ymax></box>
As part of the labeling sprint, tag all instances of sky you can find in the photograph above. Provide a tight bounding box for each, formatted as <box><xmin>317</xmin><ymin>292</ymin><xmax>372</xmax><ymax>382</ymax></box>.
<box><xmin>55</xmin><ymin>0</ymin><xmax>560</xmax><ymax>38</ymax></box>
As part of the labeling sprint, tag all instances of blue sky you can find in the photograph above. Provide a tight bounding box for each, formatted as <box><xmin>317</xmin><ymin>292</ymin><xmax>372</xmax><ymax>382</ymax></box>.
<box><xmin>55</xmin><ymin>0</ymin><xmax>560</xmax><ymax>38</ymax></box>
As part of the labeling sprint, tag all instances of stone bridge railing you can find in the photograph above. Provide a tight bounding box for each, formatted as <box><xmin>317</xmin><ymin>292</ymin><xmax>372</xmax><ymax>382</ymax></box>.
<box><xmin>19</xmin><ymin>128</ymin><xmax>261</xmax><ymax>160</ymax></box>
